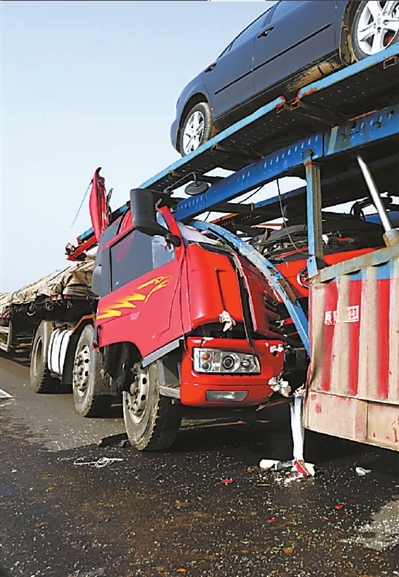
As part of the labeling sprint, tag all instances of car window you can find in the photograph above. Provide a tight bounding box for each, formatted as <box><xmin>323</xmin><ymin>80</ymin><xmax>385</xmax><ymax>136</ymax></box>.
<box><xmin>270</xmin><ymin>0</ymin><xmax>303</xmax><ymax>22</ymax></box>
<box><xmin>218</xmin><ymin>8</ymin><xmax>273</xmax><ymax>57</ymax></box>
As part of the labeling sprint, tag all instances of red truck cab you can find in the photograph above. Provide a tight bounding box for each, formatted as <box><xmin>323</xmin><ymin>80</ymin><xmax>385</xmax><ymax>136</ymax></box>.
<box><xmin>89</xmin><ymin>175</ymin><xmax>286</xmax><ymax>450</ymax></box>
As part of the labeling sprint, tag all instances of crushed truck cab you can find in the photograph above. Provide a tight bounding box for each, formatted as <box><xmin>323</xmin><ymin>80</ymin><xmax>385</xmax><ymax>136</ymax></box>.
<box><xmin>86</xmin><ymin>179</ymin><xmax>286</xmax><ymax>449</ymax></box>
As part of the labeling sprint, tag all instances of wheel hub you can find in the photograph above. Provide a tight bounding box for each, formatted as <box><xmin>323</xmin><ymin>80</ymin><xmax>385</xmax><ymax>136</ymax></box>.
<box><xmin>182</xmin><ymin>111</ymin><xmax>205</xmax><ymax>154</ymax></box>
<box><xmin>126</xmin><ymin>371</ymin><xmax>149</xmax><ymax>422</ymax></box>
<box><xmin>357</xmin><ymin>2</ymin><xmax>399</xmax><ymax>55</ymax></box>
<box><xmin>73</xmin><ymin>345</ymin><xmax>90</xmax><ymax>398</ymax></box>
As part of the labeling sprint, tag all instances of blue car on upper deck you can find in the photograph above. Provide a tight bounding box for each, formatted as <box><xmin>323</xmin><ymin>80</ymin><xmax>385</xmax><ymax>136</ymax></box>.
<box><xmin>171</xmin><ymin>0</ymin><xmax>399</xmax><ymax>156</ymax></box>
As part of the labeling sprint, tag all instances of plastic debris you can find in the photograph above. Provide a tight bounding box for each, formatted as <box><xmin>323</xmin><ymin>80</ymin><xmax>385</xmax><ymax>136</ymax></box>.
<box><xmin>268</xmin><ymin>376</ymin><xmax>291</xmax><ymax>397</ymax></box>
<box><xmin>259</xmin><ymin>459</ymin><xmax>280</xmax><ymax>471</ymax></box>
<box><xmin>221</xmin><ymin>478</ymin><xmax>234</xmax><ymax>485</ymax></box>
<box><xmin>355</xmin><ymin>466</ymin><xmax>372</xmax><ymax>476</ymax></box>
<box><xmin>284</xmin><ymin>460</ymin><xmax>315</xmax><ymax>483</ymax></box>
<box><xmin>73</xmin><ymin>457</ymin><xmax>124</xmax><ymax>468</ymax></box>
<box><xmin>218</xmin><ymin>310</ymin><xmax>236</xmax><ymax>332</ymax></box>
<box><xmin>258</xmin><ymin>390</ymin><xmax>315</xmax><ymax>484</ymax></box>
<box><xmin>258</xmin><ymin>458</ymin><xmax>315</xmax><ymax>483</ymax></box>
<box><xmin>290</xmin><ymin>396</ymin><xmax>305</xmax><ymax>461</ymax></box>
<box><xmin>334</xmin><ymin>504</ymin><xmax>344</xmax><ymax>510</ymax></box>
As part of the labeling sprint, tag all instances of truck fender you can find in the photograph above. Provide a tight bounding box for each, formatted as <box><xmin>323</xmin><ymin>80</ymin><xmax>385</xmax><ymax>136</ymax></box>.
<box><xmin>47</xmin><ymin>327</ymin><xmax>74</xmax><ymax>377</ymax></box>
<box><xmin>102</xmin><ymin>341</ymin><xmax>141</xmax><ymax>393</ymax></box>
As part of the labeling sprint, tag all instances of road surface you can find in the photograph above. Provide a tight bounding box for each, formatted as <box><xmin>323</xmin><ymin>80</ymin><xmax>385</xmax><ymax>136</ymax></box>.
<box><xmin>1</xmin><ymin>353</ymin><xmax>398</xmax><ymax>577</ymax></box>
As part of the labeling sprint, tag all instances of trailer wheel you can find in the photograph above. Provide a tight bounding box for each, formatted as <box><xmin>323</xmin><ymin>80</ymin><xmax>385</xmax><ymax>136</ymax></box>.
<box><xmin>123</xmin><ymin>361</ymin><xmax>182</xmax><ymax>451</ymax></box>
<box><xmin>72</xmin><ymin>324</ymin><xmax>113</xmax><ymax>417</ymax></box>
<box><xmin>350</xmin><ymin>1</ymin><xmax>399</xmax><ymax>60</ymax></box>
<box><xmin>30</xmin><ymin>322</ymin><xmax>59</xmax><ymax>393</ymax></box>
<box><xmin>179</xmin><ymin>102</ymin><xmax>213</xmax><ymax>156</ymax></box>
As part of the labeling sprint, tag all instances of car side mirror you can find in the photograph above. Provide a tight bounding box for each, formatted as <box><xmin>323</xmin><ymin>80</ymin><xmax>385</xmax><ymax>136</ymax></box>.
<box><xmin>130</xmin><ymin>188</ymin><xmax>181</xmax><ymax>247</ymax></box>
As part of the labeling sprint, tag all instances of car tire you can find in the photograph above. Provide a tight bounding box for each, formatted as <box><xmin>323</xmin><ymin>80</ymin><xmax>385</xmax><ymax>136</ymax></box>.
<box><xmin>350</xmin><ymin>0</ymin><xmax>399</xmax><ymax>61</ymax></box>
<box><xmin>72</xmin><ymin>324</ymin><xmax>113</xmax><ymax>417</ymax></box>
<box><xmin>123</xmin><ymin>361</ymin><xmax>182</xmax><ymax>451</ymax></box>
<box><xmin>30</xmin><ymin>321</ymin><xmax>59</xmax><ymax>393</ymax></box>
<box><xmin>179</xmin><ymin>102</ymin><xmax>213</xmax><ymax>156</ymax></box>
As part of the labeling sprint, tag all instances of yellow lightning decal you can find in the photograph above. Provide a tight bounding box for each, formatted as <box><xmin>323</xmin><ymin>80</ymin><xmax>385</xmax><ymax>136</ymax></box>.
<box><xmin>137</xmin><ymin>276</ymin><xmax>172</xmax><ymax>301</ymax></box>
<box><xmin>96</xmin><ymin>275</ymin><xmax>172</xmax><ymax>320</ymax></box>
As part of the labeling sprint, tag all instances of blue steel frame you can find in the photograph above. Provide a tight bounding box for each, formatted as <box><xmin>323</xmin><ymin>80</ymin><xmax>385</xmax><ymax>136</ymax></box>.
<box><xmin>303</xmin><ymin>150</ymin><xmax>323</xmax><ymax>280</ymax></box>
<box><xmin>174</xmin><ymin>102</ymin><xmax>398</xmax><ymax>222</ymax></box>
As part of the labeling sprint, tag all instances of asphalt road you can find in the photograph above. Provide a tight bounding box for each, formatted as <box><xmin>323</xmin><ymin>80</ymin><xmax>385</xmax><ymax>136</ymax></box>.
<box><xmin>1</xmin><ymin>352</ymin><xmax>398</xmax><ymax>577</ymax></box>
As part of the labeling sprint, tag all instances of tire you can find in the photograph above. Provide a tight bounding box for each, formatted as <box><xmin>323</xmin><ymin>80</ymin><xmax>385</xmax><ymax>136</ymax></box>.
<box><xmin>350</xmin><ymin>1</ymin><xmax>399</xmax><ymax>60</ymax></box>
<box><xmin>72</xmin><ymin>324</ymin><xmax>113</xmax><ymax>417</ymax></box>
<box><xmin>123</xmin><ymin>361</ymin><xmax>182</xmax><ymax>451</ymax></box>
<box><xmin>179</xmin><ymin>102</ymin><xmax>213</xmax><ymax>156</ymax></box>
<box><xmin>30</xmin><ymin>322</ymin><xmax>59</xmax><ymax>393</ymax></box>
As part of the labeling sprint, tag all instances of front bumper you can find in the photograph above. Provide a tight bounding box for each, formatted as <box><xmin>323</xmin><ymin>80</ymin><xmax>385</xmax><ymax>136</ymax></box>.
<box><xmin>180</xmin><ymin>336</ymin><xmax>285</xmax><ymax>407</ymax></box>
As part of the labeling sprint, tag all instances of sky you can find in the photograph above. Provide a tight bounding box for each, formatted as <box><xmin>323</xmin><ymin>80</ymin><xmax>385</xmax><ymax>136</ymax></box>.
<box><xmin>1</xmin><ymin>0</ymin><xmax>281</xmax><ymax>293</ymax></box>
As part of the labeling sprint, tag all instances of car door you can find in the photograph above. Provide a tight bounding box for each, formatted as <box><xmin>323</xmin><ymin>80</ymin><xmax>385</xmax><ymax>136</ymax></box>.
<box><xmin>202</xmin><ymin>10</ymin><xmax>266</xmax><ymax>120</ymax></box>
<box><xmin>253</xmin><ymin>0</ymin><xmax>338</xmax><ymax>100</ymax></box>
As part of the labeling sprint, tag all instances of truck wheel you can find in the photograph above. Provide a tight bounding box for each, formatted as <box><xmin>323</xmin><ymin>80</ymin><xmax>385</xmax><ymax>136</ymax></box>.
<box><xmin>72</xmin><ymin>324</ymin><xmax>113</xmax><ymax>417</ymax></box>
<box><xmin>30</xmin><ymin>322</ymin><xmax>59</xmax><ymax>393</ymax></box>
<box><xmin>123</xmin><ymin>361</ymin><xmax>182</xmax><ymax>451</ymax></box>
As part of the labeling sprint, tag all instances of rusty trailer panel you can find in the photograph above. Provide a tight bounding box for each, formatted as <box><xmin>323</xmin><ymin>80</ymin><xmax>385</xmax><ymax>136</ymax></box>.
<box><xmin>304</xmin><ymin>245</ymin><xmax>399</xmax><ymax>451</ymax></box>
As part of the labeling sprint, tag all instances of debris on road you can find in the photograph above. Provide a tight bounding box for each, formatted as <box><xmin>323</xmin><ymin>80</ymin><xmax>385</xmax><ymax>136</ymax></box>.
<box><xmin>258</xmin><ymin>458</ymin><xmax>315</xmax><ymax>483</ymax></box>
<box><xmin>221</xmin><ymin>478</ymin><xmax>234</xmax><ymax>485</ymax></box>
<box><xmin>284</xmin><ymin>459</ymin><xmax>315</xmax><ymax>482</ymax></box>
<box><xmin>73</xmin><ymin>457</ymin><xmax>124</xmax><ymax>468</ymax></box>
<box><xmin>259</xmin><ymin>459</ymin><xmax>282</xmax><ymax>471</ymax></box>
<box><xmin>355</xmin><ymin>466</ymin><xmax>372</xmax><ymax>476</ymax></box>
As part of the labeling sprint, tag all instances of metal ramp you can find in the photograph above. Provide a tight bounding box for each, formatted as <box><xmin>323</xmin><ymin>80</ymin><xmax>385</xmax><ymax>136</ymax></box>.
<box><xmin>140</xmin><ymin>43</ymin><xmax>398</xmax><ymax>193</ymax></box>
<box><xmin>175</xmin><ymin>102</ymin><xmax>399</xmax><ymax>222</ymax></box>
<box><xmin>77</xmin><ymin>44</ymin><xmax>399</xmax><ymax>245</ymax></box>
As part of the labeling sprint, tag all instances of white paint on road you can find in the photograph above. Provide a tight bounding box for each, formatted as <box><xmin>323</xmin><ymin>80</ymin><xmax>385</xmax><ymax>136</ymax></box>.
<box><xmin>0</xmin><ymin>388</ymin><xmax>13</xmax><ymax>399</ymax></box>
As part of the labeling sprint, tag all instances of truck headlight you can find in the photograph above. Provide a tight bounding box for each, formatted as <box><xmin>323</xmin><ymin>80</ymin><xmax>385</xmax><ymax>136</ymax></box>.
<box><xmin>193</xmin><ymin>348</ymin><xmax>260</xmax><ymax>374</ymax></box>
